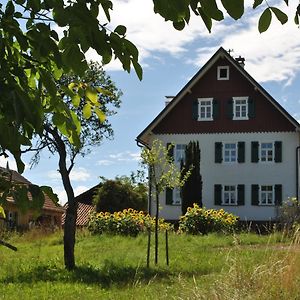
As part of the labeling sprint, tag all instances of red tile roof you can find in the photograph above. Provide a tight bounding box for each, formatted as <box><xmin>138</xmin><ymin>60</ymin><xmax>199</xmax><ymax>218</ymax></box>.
<box><xmin>62</xmin><ymin>202</ymin><xmax>95</xmax><ymax>226</ymax></box>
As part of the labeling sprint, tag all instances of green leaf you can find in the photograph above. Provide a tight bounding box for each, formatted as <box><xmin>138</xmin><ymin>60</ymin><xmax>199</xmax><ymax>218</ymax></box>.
<box><xmin>198</xmin><ymin>7</ymin><xmax>212</xmax><ymax>33</ymax></box>
<box><xmin>200</xmin><ymin>0</ymin><xmax>224</xmax><ymax>21</ymax></box>
<box><xmin>270</xmin><ymin>7</ymin><xmax>288</xmax><ymax>25</ymax></box>
<box><xmin>0</xmin><ymin>206</ymin><xmax>6</xmax><ymax>218</ymax></box>
<box><xmin>28</xmin><ymin>184</ymin><xmax>45</xmax><ymax>211</ymax></box>
<box><xmin>114</xmin><ymin>25</ymin><xmax>127</xmax><ymax>36</ymax></box>
<box><xmin>40</xmin><ymin>186</ymin><xmax>59</xmax><ymax>205</ymax></box>
<box><xmin>253</xmin><ymin>0</ymin><xmax>263</xmax><ymax>9</ymax></box>
<box><xmin>83</xmin><ymin>103</ymin><xmax>92</xmax><ymax>119</ymax></box>
<box><xmin>221</xmin><ymin>0</ymin><xmax>244</xmax><ymax>20</ymax></box>
<box><xmin>258</xmin><ymin>8</ymin><xmax>272</xmax><ymax>33</ymax></box>
<box><xmin>132</xmin><ymin>60</ymin><xmax>143</xmax><ymax>81</ymax></box>
<box><xmin>94</xmin><ymin>108</ymin><xmax>106</xmax><ymax>123</ymax></box>
<box><xmin>85</xmin><ymin>87</ymin><xmax>98</xmax><ymax>104</ymax></box>
<box><xmin>173</xmin><ymin>20</ymin><xmax>185</xmax><ymax>30</ymax></box>
<box><xmin>72</xmin><ymin>94</ymin><xmax>81</xmax><ymax>107</ymax></box>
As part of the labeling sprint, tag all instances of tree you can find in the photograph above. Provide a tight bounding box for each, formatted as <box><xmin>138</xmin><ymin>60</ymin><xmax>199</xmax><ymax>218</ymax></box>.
<box><xmin>181</xmin><ymin>141</ymin><xmax>202</xmax><ymax>215</ymax></box>
<box><xmin>25</xmin><ymin>62</ymin><xmax>122</xmax><ymax>269</ymax></box>
<box><xmin>141</xmin><ymin>140</ymin><xmax>191</xmax><ymax>264</ymax></box>
<box><xmin>93</xmin><ymin>173</ymin><xmax>148</xmax><ymax>213</ymax></box>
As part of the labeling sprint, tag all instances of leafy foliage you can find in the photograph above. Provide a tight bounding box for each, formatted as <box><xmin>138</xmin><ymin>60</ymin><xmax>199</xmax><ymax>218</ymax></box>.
<box><xmin>88</xmin><ymin>208</ymin><xmax>172</xmax><ymax>236</ymax></box>
<box><xmin>93</xmin><ymin>174</ymin><xmax>147</xmax><ymax>213</ymax></box>
<box><xmin>179</xmin><ymin>204</ymin><xmax>238</xmax><ymax>234</ymax></box>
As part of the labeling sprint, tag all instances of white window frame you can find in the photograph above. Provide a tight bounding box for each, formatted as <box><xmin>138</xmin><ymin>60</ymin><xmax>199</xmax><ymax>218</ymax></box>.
<box><xmin>260</xmin><ymin>142</ymin><xmax>274</xmax><ymax>163</ymax></box>
<box><xmin>198</xmin><ymin>98</ymin><xmax>213</xmax><ymax>121</ymax></box>
<box><xmin>259</xmin><ymin>185</ymin><xmax>274</xmax><ymax>205</ymax></box>
<box><xmin>174</xmin><ymin>144</ymin><xmax>186</xmax><ymax>165</ymax></box>
<box><xmin>223</xmin><ymin>142</ymin><xmax>237</xmax><ymax>163</ymax></box>
<box><xmin>233</xmin><ymin>96</ymin><xmax>249</xmax><ymax>120</ymax></box>
<box><xmin>222</xmin><ymin>185</ymin><xmax>237</xmax><ymax>205</ymax></box>
<box><xmin>217</xmin><ymin>66</ymin><xmax>229</xmax><ymax>80</ymax></box>
<box><xmin>172</xmin><ymin>188</ymin><xmax>182</xmax><ymax>205</ymax></box>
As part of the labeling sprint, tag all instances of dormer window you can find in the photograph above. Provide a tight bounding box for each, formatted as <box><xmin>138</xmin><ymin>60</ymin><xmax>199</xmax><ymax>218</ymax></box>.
<box><xmin>217</xmin><ymin>66</ymin><xmax>229</xmax><ymax>80</ymax></box>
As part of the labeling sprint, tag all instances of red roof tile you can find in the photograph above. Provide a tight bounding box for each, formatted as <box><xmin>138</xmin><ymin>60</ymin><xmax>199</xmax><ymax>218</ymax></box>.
<box><xmin>62</xmin><ymin>202</ymin><xmax>95</xmax><ymax>226</ymax></box>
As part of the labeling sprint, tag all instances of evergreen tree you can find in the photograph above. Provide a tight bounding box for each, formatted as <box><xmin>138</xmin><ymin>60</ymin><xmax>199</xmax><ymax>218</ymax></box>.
<box><xmin>181</xmin><ymin>141</ymin><xmax>202</xmax><ymax>214</ymax></box>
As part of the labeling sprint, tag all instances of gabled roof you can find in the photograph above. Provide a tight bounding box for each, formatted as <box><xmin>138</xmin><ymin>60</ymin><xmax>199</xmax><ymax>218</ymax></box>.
<box><xmin>62</xmin><ymin>202</ymin><xmax>95</xmax><ymax>226</ymax></box>
<box><xmin>0</xmin><ymin>167</ymin><xmax>64</xmax><ymax>213</ymax></box>
<box><xmin>136</xmin><ymin>47</ymin><xmax>299</xmax><ymax>146</ymax></box>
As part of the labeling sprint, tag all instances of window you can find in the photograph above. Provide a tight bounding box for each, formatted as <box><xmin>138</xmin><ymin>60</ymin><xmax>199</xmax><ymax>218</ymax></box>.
<box><xmin>223</xmin><ymin>185</ymin><xmax>236</xmax><ymax>205</ymax></box>
<box><xmin>175</xmin><ymin>144</ymin><xmax>186</xmax><ymax>165</ymax></box>
<box><xmin>261</xmin><ymin>142</ymin><xmax>274</xmax><ymax>162</ymax></box>
<box><xmin>224</xmin><ymin>143</ymin><xmax>237</xmax><ymax>163</ymax></box>
<box><xmin>217</xmin><ymin>66</ymin><xmax>229</xmax><ymax>80</ymax></box>
<box><xmin>233</xmin><ymin>97</ymin><xmax>248</xmax><ymax>120</ymax></box>
<box><xmin>198</xmin><ymin>98</ymin><xmax>213</xmax><ymax>121</ymax></box>
<box><xmin>173</xmin><ymin>188</ymin><xmax>181</xmax><ymax>205</ymax></box>
<box><xmin>260</xmin><ymin>185</ymin><xmax>274</xmax><ymax>205</ymax></box>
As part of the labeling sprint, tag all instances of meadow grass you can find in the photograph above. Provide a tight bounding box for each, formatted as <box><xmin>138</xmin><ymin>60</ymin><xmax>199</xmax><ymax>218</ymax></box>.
<box><xmin>0</xmin><ymin>229</ymin><xmax>299</xmax><ymax>299</ymax></box>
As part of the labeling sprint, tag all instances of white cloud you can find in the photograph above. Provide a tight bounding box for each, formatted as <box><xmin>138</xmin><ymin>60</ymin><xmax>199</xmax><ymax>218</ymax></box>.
<box><xmin>0</xmin><ymin>156</ymin><xmax>29</xmax><ymax>172</ymax></box>
<box><xmin>97</xmin><ymin>159</ymin><xmax>115</xmax><ymax>166</ymax></box>
<box><xmin>47</xmin><ymin>170</ymin><xmax>60</xmax><ymax>180</ymax></box>
<box><xmin>54</xmin><ymin>185</ymin><xmax>89</xmax><ymax>205</ymax></box>
<box><xmin>70</xmin><ymin>167</ymin><xmax>91</xmax><ymax>182</ymax></box>
<box><xmin>109</xmin><ymin>151</ymin><xmax>141</xmax><ymax>162</ymax></box>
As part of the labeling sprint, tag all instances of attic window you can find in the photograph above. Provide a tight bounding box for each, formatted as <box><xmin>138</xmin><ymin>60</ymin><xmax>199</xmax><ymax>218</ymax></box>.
<box><xmin>217</xmin><ymin>66</ymin><xmax>229</xmax><ymax>80</ymax></box>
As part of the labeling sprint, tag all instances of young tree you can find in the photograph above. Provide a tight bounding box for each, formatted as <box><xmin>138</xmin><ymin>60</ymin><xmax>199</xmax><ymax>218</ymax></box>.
<box><xmin>141</xmin><ymin>140</ymin><xmax>191</xmax><ymax>264</ymax></box>
<box><xmin>181</xmin><ymin>141</ymin><xmax>202</xmax><ymax>214</ymax></box>
<box><xmin>25</xmin><ymin>62</ymin><xmax>122</xmax><ymax>269</ymax></box>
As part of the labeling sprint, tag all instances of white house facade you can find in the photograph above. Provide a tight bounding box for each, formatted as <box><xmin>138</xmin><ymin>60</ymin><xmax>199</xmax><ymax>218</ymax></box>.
<box><xmin>137</xmin><ymin>47</ymin><xmax>300</xmax><ymax>221</ymax></box>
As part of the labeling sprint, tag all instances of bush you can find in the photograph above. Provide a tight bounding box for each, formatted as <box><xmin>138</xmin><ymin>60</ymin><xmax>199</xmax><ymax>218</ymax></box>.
<box><xmin>277</xmin><ymin>197</ymin><xmax>300</xmax><ymax>232</ymax></box>
<box><xmin>88</xmin><ymin>208</ymin><xmax>172</xmax><ymax>236</ymax></box>
<box><xmin>179</xmin><ymin>204</ymin><xmax>238</xmax><ymax>234</ymax></box>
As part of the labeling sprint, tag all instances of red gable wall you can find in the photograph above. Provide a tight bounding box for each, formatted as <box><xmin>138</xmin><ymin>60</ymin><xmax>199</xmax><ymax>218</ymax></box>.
<box><xmin>153</xmin><ymin>57</ymin><xmax>296</xmax><ymax>134</ymax></box>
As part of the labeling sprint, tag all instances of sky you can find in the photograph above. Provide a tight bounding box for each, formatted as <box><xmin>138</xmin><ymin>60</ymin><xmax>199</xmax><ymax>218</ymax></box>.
<box><xmin>1</xmin><ymin>0</ymin><xmax>300</xmax><ymax>204</ymax></box>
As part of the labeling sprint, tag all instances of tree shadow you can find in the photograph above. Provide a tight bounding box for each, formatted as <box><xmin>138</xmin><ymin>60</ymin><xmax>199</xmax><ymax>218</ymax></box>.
<box><xmin>1</xmin><ymin>261</ymin><xmax>173</xmax><ymax>288</ymax></box>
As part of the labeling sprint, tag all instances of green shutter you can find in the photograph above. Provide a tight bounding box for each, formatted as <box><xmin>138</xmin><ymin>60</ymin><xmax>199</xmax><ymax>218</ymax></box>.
<box><xmin>166</xmin><ymin>143</ymin><xmax>174</xmax><ymax>161</ymax></box>
<box><xmin>274</xmin><ymin>185</ymin><xmax>282</xmax><ymax>205</ymax></box>
<box><xmin>192</xmin><ymin>99</ymin><xmax>198</xmax><ymax>120</ymax></box>
<box><xmin>214</xmin><ymin>185</ymin><xmax>222</xmax><ymax>205</ymax></box>
<box><xmin>237</xmin><ymin>142</ymin><xmax>245</xmax><ymax>163</ymax></box>
<box><xmin>251</xmin><ymin>141</ymin><xmax>259</xmax><ymax>163</ymax></box>
<box><xmin>274</xmin><ymin>141</ymin><xmax>282</xmax><ymax>163</ymax></box>
<box><xmin>251</xmin><ymin>184</ymin><xmax>259</xmax><ymax>205</ymax></box>
<box><xmin>212</xmin><ymin>99</ymin><xmax>219</xmax><ymax>120</ymax></box>
<box><xmin>227</xmin><ymin>99</ymin><xmax>233</xmax><ymax>119</ymax></box>
<box><xmin>215</xmin><ymin>142</ymin><xmax>223</xmax><ymax>163</ymax></box>
<box><xmin>166</xmin><ymin>188</ymin><xmax>173</xmax><ymax>205</ymax></box>
<box><xmin>237</xmin><ymin>185</ymin><xmax>245</xmax><ymax>205</ymax></box>
<box><xmin>248</xmin><ymin>98</ymin><xmax>255</xmax><ymax>118</ymax></box>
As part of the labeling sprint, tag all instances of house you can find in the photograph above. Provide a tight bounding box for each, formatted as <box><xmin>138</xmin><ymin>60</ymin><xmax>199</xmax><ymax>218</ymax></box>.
<box><xmin>0</xmin><ymin>167</ymin><xmax>65</xmax><ymax>229</ymax></box>
<box><xmin>136</xmin><ymin>47</ymin><xmax>300</xmax><ymax>222</ymax></box>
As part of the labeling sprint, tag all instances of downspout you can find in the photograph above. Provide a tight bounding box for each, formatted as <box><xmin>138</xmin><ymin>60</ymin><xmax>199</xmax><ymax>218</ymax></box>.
<box><xmin>296</xmin><ymin>146</ymin><xmax>300</xmax><ymax>203</ymax></box>
<box><xmin>136</xmin><ymin>139</ymin><xmax>152</xmax><ymax>215</ymax></box>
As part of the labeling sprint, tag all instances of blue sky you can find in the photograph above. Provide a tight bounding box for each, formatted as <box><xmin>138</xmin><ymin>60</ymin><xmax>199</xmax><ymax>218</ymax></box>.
<box><xmin>1</xmin><ymin>0</ymin><xmax>300</xmax><ymax>203</ymax></box>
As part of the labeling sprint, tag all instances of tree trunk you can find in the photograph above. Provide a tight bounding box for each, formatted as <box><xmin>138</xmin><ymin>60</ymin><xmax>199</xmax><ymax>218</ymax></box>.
<box><xmin>155</xmin><ymin>190</ymin><xmax>159</xmax><ymax>264</ymax></box>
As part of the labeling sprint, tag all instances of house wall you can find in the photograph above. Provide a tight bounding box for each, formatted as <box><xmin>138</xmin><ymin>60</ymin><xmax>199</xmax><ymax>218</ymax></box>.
<box><xmin>150</xmin><ymin>131</ymin><xmax>299</xmax><ymax>221</ymax></box>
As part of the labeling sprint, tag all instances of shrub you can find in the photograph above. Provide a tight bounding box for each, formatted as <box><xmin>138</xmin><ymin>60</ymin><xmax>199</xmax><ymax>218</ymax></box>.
<box><xmin>88</xmin><ymin>208</ymin><xmax>172</xmax><ymax>236</ymax></box>
<box><xmin>277</xmin><ymin>197</ymin><xmax>300</xmax><ymax>232</ymax></box>
<box><xmin>179</xmin><ymin>204</ymin><xmax>238</xmax><ymax>234</ymax></box>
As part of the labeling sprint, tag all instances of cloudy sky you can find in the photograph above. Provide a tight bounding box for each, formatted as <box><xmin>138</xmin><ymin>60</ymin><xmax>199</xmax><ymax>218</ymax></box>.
<box><xmin>1</xmin><ymin>0</ymin><xmax>300</xmax><ymax>204</ymax></box>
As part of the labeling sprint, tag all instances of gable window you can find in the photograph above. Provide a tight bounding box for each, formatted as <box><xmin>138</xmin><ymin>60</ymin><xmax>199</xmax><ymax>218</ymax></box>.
<box><xmin>233</xmin><ymin>97</ymin><xmax>248</xmax><ymax>120</ymax></box>
<box><xmin>260</xmin><ymin>143</ymin><xmax>273</xmax><ymax>162</ymax></box>
<box><xmin>198</xmin><ymin>98</ymin><xmax>213</xmax><ymax>121</ymax></box>
<box><xmin>217</xmin><ymin>66</ymin><xmax>229</xmax><ymax>80</ymax></box>
<box><xmin>224</xmin><ymin>143</ymin><xmax>237</xmax><ymax>163</ymax></box>
<box><xmin>223</xmin><ymin>185</ymin><xmax>236</xmax><ymax>205</ymax></box>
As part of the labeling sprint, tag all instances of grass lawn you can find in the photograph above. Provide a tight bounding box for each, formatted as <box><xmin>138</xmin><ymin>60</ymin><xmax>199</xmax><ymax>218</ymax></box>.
<box><xmin>0</xmin><ymin>229</ymin><xmax>300</xmax><ymax>299</ymax></box>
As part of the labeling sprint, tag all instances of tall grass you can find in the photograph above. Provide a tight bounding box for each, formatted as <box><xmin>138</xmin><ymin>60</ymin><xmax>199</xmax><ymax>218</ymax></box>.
<box><xmin>0</xmin><ymin>229</ymin><xmax>299</xmax><ymax>299</ymax></box>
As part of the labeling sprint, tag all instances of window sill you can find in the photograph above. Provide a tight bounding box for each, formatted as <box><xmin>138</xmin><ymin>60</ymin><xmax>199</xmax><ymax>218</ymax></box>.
<box><xmin>197</xmin><ymin>118</ymin><xmax>213</xmax><ymax>121</ymax></box>
<box><xmin>232</xmin><ymin>117</ymin><xmax>249</xmax><ymax>121</ymax></box>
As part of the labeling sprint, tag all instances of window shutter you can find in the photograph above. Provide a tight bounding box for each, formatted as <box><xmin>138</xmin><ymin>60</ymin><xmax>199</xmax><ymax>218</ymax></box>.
<box><xmin>251</xmin><ymin>184</ymin><xmax>259</xmax><ymax>205</ymax></box>
<box><xmin>274</xmin><ymin>141</ymin><xmax>282</xmax><ymax>163</ymax></box>
<box><xmin>237</xmin><ymin>185</ymin><xmax>245</xmax><ymax>205</ymax></box>
<box><xmin>237</xmin><ymin>142</ymin><xmax>245</xmax><ymax>163</ymax></box>
<box><xmin>192</xmin><ymin>99</ymin><xmax>199</xmax><ymax>120</ymax></box>
<box><xmin>274</xmin><ymin>185</ymin><xmax>282</xmax><ymax>205</ymax></box>
<box><xmin>214</xmin><ymin>185</ymin><xmax>222</xmax><ymax>205</ymax></box>
<box><xmin>248</xmin><ymin>98</ymin><xmax>255</xmax><ymax>118</ymax></box>
<box><xmin>212</xmin><ymin>99</ymin><xmax>219</xmax><ymax>120</ymax></box>
<box><xmin>166</xmin><ymin>143</ymin><xmax>174</xmax><ymax>161</ymax></box>
<box><xmin>251</xmin><ymin>141</ymin><xmax>259</xmax><ymax>163</ymax></box>
<box><xmin>215</xmin><ymin>142</ymin><xmax>223</xmax><ymax>163</ymax></box>
<box><xmin>227</xmin><ymin>99</ymin><xmax>233</xmax><ymax>119</ymax></box>
<box><xmin>166</xmin><ymin>188</ymin><xmax>173</xmax><ymax>205</ymax></box>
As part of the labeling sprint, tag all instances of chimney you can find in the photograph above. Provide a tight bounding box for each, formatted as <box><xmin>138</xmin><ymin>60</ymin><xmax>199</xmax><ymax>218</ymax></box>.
<box><xmin>235</xmin><ymin>56</ymin><xmax>245</xmax><ymax>68</ymax></box>
<box><xmin>165</xmin><ymin>96</ymin><xmax>174</xmax><ymax>107</ymax></box>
